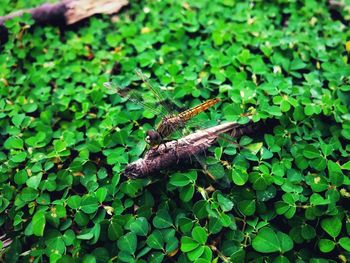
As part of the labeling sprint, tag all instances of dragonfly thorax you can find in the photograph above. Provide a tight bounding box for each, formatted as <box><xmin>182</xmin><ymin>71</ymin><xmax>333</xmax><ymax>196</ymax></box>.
<box><xmin>145</xmin><ymin>115</ymin><xmax>185</xmax><ymax>146</ymax></box>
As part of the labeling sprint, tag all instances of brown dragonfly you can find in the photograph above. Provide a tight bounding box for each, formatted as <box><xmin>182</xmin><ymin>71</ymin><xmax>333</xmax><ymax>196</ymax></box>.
<box><xmin>144</xmin><ymin>97</ymin><xmax>220</xmax><ymax>146</ymax></box>
<box><xmin>104</xmin><ymin>70</ymin><xmax>221</xmax><ymax>147</ymax></box>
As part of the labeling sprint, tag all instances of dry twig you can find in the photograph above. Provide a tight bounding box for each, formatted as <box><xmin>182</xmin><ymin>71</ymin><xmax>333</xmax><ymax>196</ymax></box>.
<box><xmin>123</xmin><ymin>121</ymin><xmax>259</xmax><ymax>179</ymax></box>
<box><xmin>0</xmin><ymin>0</ymin><xmax>128</xmax><ymax>26</ymax></box>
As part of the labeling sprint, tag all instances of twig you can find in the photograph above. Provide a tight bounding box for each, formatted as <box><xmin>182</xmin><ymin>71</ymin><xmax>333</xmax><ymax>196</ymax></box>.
<box><xmin>123</xmin><ymin>121</ymin><xmax>258</xmax><ymax>179</ymax></box>
<box><xmin>0</xmin><ymin>0</ymin><xmax>128</xmax><ymax>26</ymax></box>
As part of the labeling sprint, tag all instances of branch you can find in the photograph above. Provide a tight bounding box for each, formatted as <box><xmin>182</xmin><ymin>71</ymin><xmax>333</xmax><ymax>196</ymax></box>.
<box><xmin>123</xmin><ymin>121</ymin><xmax>260</xmax><ymax>179</ymax></box>
<box><xmin>0</xmin><ymin>0</ymin><xmax>128</xmax><ymax>26</ymax></box>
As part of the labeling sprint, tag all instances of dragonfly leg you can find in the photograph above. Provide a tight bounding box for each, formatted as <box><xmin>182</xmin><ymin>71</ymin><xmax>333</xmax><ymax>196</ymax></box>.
<box><xmin>153</xmin><ymin>144</ymin><xmax>160</xmax><ymax>151</ymax></box>
<box><xmin>174</xmin><ymin>139</ymin><xmax>181</xmax><ymax>164</ymax></box>
<box><xmin>156</xmin><ymin>140</ymin><xmax>172</xmax><ymax>152</ymax></box>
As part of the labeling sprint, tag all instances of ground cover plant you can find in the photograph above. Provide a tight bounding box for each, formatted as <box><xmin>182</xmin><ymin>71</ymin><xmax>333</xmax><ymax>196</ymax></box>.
<box><xmin>1</xmin><ymin>0</ymin><xmax>350</xmax><ymax>262</ymax></box>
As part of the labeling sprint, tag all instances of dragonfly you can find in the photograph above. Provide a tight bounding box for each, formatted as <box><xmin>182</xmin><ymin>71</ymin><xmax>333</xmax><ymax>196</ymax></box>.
<box><xmin>104</xmin><ymin>70</ymin><xmax>222</xmax><ymax>146</ymax></box>
<box><xmin>144</xmin><ymin>97</ymin><xmax>220</xmax><ymax>146</ymax></box>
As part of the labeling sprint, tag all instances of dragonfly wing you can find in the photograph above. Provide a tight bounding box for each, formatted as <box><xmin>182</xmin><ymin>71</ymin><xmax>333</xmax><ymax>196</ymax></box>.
<box><xmin>135</xmin><ymin>69</ymin><xmax>176</xmax><ymax>116</ymax></box>
<box><xmin>104</xmin><ymin>82</ymin><xmax>166</xmax><ymax>117</ymax></box>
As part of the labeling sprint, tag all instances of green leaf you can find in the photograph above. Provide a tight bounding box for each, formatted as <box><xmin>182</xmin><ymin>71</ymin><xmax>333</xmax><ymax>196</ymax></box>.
<box><xmin>80</xmin><ymin>196</ymin><xmax>99</xmax><ymax>214</ymax></box>
<box><xmin>187</xmin><ymin>245</ymin><xmax>204</xmax><ymax>261</ymax></box>
<box><xmin>26</xmin><ymin>173</ymin><xmax>42</xmax><ymax>189</ymax></box>
<box><xmin>4</xmin><ymin>136</ymin><xmax>23</xmax><ymax>149</ymax></box>
<box><xmin>21</xmin><ymin>187</ymin><xmax>39</xmax><ymax>202</ymax></box>
<box><xmin>318</xmin><ymin>239</ymin><xmax>335</xmax><ymax>253</ymax></box>
<box><xmin>108</xmin><ymin>220</ymin><xmax>123</xmax><ymax>241</ymax></box>
<box><xmin>169</xmin><ymin>172</ymin><xmax>191</xmax><ymax>187</ymax></box>
<box><xmin>120</xmin><ymin>180</ymin><xmax>144</xmax><ymax>197</ymax></box>
<box><xmin>273</xmin><ymin>255</ymin><xmax>291</xmax><ymax>263</ymax></box>
<box><xmin>146</xmin><ymin>230</ymin><xmax>164</xmax><ymax>249</ymax></box>
<box><xmin>25</xmin><ymin>132</ymin><xmax>46</xmax><ymax>148</ymax></box>
<box><xmin>153</xmin><ymin>209</ymin><xmax>173</xmax><ymax>229</ymax></box>
<box><xmin>191</xmin><ymin>226</ymin><xmax>207</xmax><ymax>245</ymax></box>
<box><xmin>303</xmin><ymin>145</ymin><xmax>320</xmax><ymax>159</ymax></box>
<box><xmin>22</xmin><ymin>102</ymin><xmax>38</xmax><ymax>113</ymax></box>
<box><xmin>280</xmin><ymin>100</ymin><xmax>291</xmax><ymax>112</ymax></box>
<box><xmin>301</xmin><ymin>224</ymin><xmax>316</xmax><ymax>240</ymax></box>
<box><xmin>321</xmin><ymin>217</ymin><xmax>342</xmax><ymax>238</ymax></box>
<box><xmin>130</xmin><ymin>217</ymin><xmax>149</xmax><ymax>236</ymax></box>
<box><xmin>117</xmin><ymin>232</ymin><xmax>137</xmax><ymax>254</ymax></box>
<box><xmin>67</xmin><ymin>195</ymin><xmax>81</xmax><ymax>209</ymax></box>
<box><xmin>179</xmin><ymin>184</ymin><xmax>195</xmax><ymax>202</ymax></box>
<box><xmin>10</xmin><ymin>151</ymin><xmax>27</xmax><ymax>163</ymax></box>
<box><xmin>147</xmin><ymin>251</ymin><xmax>164</xmax><ymax>262</ymax></box>
<box><xmin>118</xmin><ymin>251</ymin><xmax>134</xmax><ymax>262</ymax></box>
<box><xmin>231</xmin><ymin>169</ymin><xmax>248</xmax><ymax>186</ymax></box>
<box><xmin>217</xmin><ymin>193</ymin><xmax>233</xmax><ymax>212</ymax></box>
<box><xmin>207</xmin><ymin>163</ymin><xmax>225</xmax><ymax>179</ymax></box>
<box><xmin>54</xmin><ymin>140</ymin><xmax>67</xmax><ymax>153</ymax></box>
<box><xmin>46</xmin><ymin>234</ymin><xmax>66</xmax><ymax>255</ymax></box>
<box><xmin>77</xmin><ymin>230</ymin><xmax>94</xmax><ymax>240</ymax></box>
<box><xmin>238</xmin><ymin>200</ymin><xmax>256</xmax><ymax>216</ymax></box>
<box><xmin>208</xmin><ymin>217</ymin><xmax>223</xmax><ymax>234</ymax></box>
<box><xmin>310</xmin><ymin>193</ymin><xmax>330</xmax><ymax>206</ymax></box>
<box><xmin>95</xmin><ymin>187</ymin><xmax>107</xmax><ymax>203</ymax></box>
<box><xmin>339</xmin><ymin>237</ymin><xmax>350</xmax><ymax>252</ymax></box>
<box><xmin>180</xmin><ymin>236</ymin><xmax>199</xmax><ymax>252</ymax></box>
<box><xmin>165</xmin><ymin>237</ymin><xmax>178</xmax><ymax>253</ymax></box>
<box><xmin>252</xmin><ymin>227</ymin><xmax>293</xmax><ymax>253</ymax></box>
<box><xmin>32</xmin><ymin>210</ymin><xmax>46</xmax><ymax>236</ymax></box>
<box><xmin>328</xmin><ymin>160</ymin><xmax>344</xmax><ymax>187</ymax></box>
<box><xmin>200</xmin><ymin>245</ymin><xmax>213</xmax><ymax>261</ymax></box>
<box><xmin>63</xmin><ymin>230</ymin><xmax>75</xmax><ymax>246</ymax></box>
<box><xmin>14</xmin><ymin>170</ymin><xmax>28</xmax><ymax>185</ymax></box>
<box><xmin>178</xmin><ymin>217</ymin><xmax>194</xmax><ymax>233</ymax></box>
<box><xmin>193</xmin><ymin>200</ymin><xmax>209</xmax><ymax>220</ymax></box>
<box><xmin>82</xmin><ymin>255</ymin><xmax>96</xmax><ymax>263</ymax></box>
<box><xmin>12</xmin><ymin>113</ymin><xmax>25</xmax><ymax>127</ymax></box>
<box><xmin>275</xmin><ymin>201</ymin><xmax>291</xmax><ymax>215</ymax></box>
<box><xmin>342</xmin><ymin>161</ymin><xmax>350</xmax><ymax>170</ymax></box>
<box><xmin>169</xmin><ymin>170</ymin><xmax>197</xmax><ymax>187</ymax></box>
<box><xmin>310</xmin><ymin>157</ymin><xmax>327</xmax><ymax>171</ymax></box>
<box><xmin>245</xmin><ymin>142</ymin><xmax>263</xmax><ymax>155</ymax></box>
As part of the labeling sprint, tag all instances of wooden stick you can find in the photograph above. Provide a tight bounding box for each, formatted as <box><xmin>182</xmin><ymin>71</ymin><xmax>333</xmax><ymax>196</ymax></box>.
<box><xmin>123</xmin><ymin>121</ymin><xmax>259</xmax><ymax>179</ymax></box>
<box><xmin>0</xmin><ymin>0</ymin><xmax>128</xmax><ymax>26</ymax></box>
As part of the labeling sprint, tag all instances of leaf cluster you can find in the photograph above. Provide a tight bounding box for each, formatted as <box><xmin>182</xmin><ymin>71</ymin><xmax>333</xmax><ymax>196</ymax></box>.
<box><xmin>0</xmin><ymin>0</ymin><xmax>350</xmax><ymax>262</ymax></box>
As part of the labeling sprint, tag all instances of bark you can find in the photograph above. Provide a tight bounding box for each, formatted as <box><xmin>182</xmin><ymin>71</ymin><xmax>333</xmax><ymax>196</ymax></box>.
<box><xmin>123</xmin><ymin>121</ymin><xmax>260</xmax><ymax>179</ymax></box>
<box><xmin>0</xmin><ymin>0</ymin><xmax>128</xmax><ymax>26</ymax></box>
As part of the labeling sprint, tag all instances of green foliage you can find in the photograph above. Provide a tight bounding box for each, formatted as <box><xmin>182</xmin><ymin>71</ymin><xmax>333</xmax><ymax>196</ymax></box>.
<box><xmin>1</xmin><ymin>0</ymin><xmax>350</xmax><ymax>262</ymax></box>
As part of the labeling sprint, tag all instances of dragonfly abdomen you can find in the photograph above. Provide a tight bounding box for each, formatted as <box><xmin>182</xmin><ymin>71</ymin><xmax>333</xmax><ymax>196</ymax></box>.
<box><xmin>178</xmin><ymin>98</ymin><xmax>220</xmax><ymax>121</ymax></box>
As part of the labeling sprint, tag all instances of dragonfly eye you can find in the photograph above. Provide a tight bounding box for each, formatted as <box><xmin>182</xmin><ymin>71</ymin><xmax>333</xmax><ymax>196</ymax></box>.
<box><xmin>146</xmin><ymin>130</ymin><xmax>161</xmax><ymax>145</ymax></box>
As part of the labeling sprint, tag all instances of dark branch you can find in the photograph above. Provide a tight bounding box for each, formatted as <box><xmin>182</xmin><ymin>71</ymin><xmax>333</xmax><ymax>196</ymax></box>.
<box><xmin>0</xmin><ymin>0</ymin><xmax>128</xmax><ymax>26</ymax></box>
<box><xmin>123</xmin><ymin>121</ymin><xmax>261</xmax><ymax>179</ymax></box>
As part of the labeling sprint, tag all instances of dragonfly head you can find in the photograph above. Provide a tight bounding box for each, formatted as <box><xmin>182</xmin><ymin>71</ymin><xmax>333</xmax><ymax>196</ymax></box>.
<box><xmin>145</xmin><ymin>130</ymin><xmax>162</xmax><ymax>146</ymax></box>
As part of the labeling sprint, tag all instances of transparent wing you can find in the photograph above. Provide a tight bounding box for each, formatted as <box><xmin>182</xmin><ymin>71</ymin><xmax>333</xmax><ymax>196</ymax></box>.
<box><xmin>104</xmin><ymin>82</ymin><xmax>167</xmax><ymax>117</ymax></box>
<box><xmin>134</xmin><ymin>69</ymin><xmax>176</xmax><ymax>116</ymax></box>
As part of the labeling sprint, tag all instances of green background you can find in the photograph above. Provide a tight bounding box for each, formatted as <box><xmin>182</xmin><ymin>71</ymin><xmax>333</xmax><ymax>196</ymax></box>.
<box><xmin>1</xmin><ymin>0</ymin><xmax>350</xmax><ymax>262</ymax></box>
